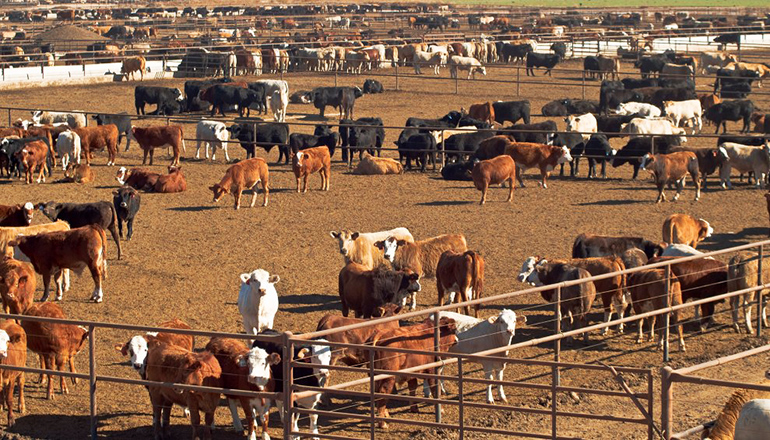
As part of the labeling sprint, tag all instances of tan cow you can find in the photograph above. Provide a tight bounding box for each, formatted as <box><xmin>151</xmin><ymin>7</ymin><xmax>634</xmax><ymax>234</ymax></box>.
<box><xmin>640</xmin><ymin>151</ymin><xmax>701</xmax><ymax>203</ymax></box>
<box><xmin>292</xmin><ymin>146</ymin><xmax>330</xmax><ymax>193</ymax></box>
<box><xmin>436</xmin><ymin>250</ymin><xmax>485</xmax><ymax>316</ymax></box>
<box><xmin>210</xmin><ymin>158</ymin><xmax>269</xmax><ymax>209</ymax></box>
<box><xmin>121</xmin><ymin>56</ymin><xmax>146</xmax><ymax>81</ymax></box>
<box><xmin>662</xmin><ymin>214</ymin><xmax>713</xmax><ymax>248</ymax></box>
<box><xmin>472</xmin><ymin>155</ymin><xmax>515</xmax><ymax>204</ymax></box>
<box><xmin>504</xmin><ymin>142</ymin><xmax>572</xmax><ymax>188</ymax></box>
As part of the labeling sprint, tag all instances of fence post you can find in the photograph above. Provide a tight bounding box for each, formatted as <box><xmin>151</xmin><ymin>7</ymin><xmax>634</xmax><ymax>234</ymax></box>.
<box><xmin>440</xmin><ymin>129</ymin><xmax>445</xmax><ymax>170</ymax></box>
<box><xmin>334</xmin><ymin>71</ymin><xmax>338</xmax><ymax>87</ymax></box>
<box><xmin>581</xmin><ymin>70</ymin><xmax>586</xmax><ymax>100</ymax></box>
<box><xmin>369</xmin><ymin>346</ymin><xmax>375</xmax><ymax>440</ymax></box>
<box><xmin>660</xmin><ymin>264</ymin><xmax>671</xmax><ymax>362</ymax></box>
<box><xmin>455</xmin><ymin>71</ymin><xmax>459</xmax><ymax>94</ymax></box>
<box><xmin>41</xmin><ymin>64</ymin><xmax>44</xmax><ymax>79</ymax></box>
<box><xmin>516</xmin><ymin>66</ymin><xmax>520</xmax><ymax>96</ymax></box>
<box><xmin>661</xmin><ymin>366</ymin><xmax>673</xmax><ymax>440</ymax></box>
<box><xmin>89</xmin><ymin>325</ymin><xmax>97</xmax><ymax>439</ymax></box>
<box><xmin>458</xmin><ymin>355</ymin><xmax>464</xmax><ymax>440</ymax></box>
<box><xmin>758</xmin><ymin>244</ymin><xmax>764</xmax><ymax>336</ymax></box>
<box><xmin>648</xmin><ymin>370</ymin><xmax>654</xmax><ymax>440</ymax></box>
<box><xmin>7</xmin><ymin>108</ymin><xmax>10</xmax><ymax>127</ymax></box>
<box><xmin>433</xmin><ymin>311</ymin><xmax>441</xmax><ymax>423</ymax></box>
<box><xmin>395</xmin><ymin>63</ymin><xmax>399</xmax><ymax>91</ymax></box>
<box><xmin>554</xmin><ymin>285</ymin><xmax>561</xmax><ymax>366</ymax></box>
<box><xmin>282</xmin><ymin>332</ymin><xmax>294</xmax><ymax>440</ymax></box>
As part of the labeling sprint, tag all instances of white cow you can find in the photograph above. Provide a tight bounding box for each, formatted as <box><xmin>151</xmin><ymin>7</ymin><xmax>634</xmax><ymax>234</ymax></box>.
<box><xmin>699</xmin><ymin>52</ymin><xmax>738</xmax><ymax>74</ymax></box>
<box><xmin>449</xmin><ymin>55</ymin><xmax>486</xmax><ymax>79</ymax></box>
<box><xmin>195</xmin><ymin>120</ymin><xmax>229</xmax><ymax>161</ymax></box>
<box><xmin>238</xmin><ymin>345</ymin><xmax>280</xmax><ymax>440</ymax></box>
<box><xmin>430</xmin><ymin>310</ymin><xmax>525</xmax><ymax>404</ymax></box>
<box><xmin>663</xmin><ymin>99</ymin><xmax>702</xmax><ymax>134</ymax></box>
<box><xmin>734</xmin><ymin>399</ymin><xmax>770</xmax><ymax>440</ymax></box>
<box><xmin>620</xmin><ymin>117</ymin><xmax>687</xmax><ymax>143</ymax></box>
<box><xmin>55</xmin><ymin>130</ymin><xmax>81</xmax><ymax>171</ymax></box>
<box><xmin>253</xmin><ymin>80</ymin><xmax>289</xmax><ymax>122</ymax></box>
<box><xmin>661</xmin><ymin>243</ymin><xmax>704</xmax><ymax>257</ymax></box>
<box><xmin>237</xmin><ymin>269</ymin><xmax>280</xmax><ymax>335</ymax></box>
<box><xmin>269</xmin><ymin>89</ymin><xmax>287</xmax><ymax>122</ymax></box>
<box><xmin>565</xmin><ymin>113</ymin><xmax>598</xmax><ymax>141</ymax></box>
<box><xmin>413</xmin><ymin>50</ymin><xmax>445</xmax><ymax>75</ymax></box>
<box><xmin>615</xmin><ymin>102</ymin><xmax>662</xmax><ymax>118</ymax></box>
<box><xmin>718</xmin><ymin>143</ymin><xmax>770</xmax><ymax>189</ymax></box>
<box><xmin>344</xmin><ymin>51</ymin><xmax>369</xmax><ymax>74</ymax></box>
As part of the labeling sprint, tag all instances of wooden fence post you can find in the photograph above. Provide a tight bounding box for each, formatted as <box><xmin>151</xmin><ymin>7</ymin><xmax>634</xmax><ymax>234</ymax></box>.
<box><xmin>663</xmin><ymin>264</ymin><xmax>671</xmax><ymax>362</ymax></box>
<box><xmin>89</xmin><ymin>325</ymin><xmax>97</xmax><ymax>439</ymax></box>
<box><xmin>758</xmin><ymin>244</ymin><xmax>764</xmax><ymax>336</ymax></box>
<box><xmin>661</xmin><ymin>366</ymin><xmax>674</xmax><ymax>440</ymax></box>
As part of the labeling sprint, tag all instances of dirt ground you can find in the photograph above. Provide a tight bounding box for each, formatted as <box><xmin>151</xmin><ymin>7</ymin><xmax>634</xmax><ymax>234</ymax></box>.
<box><xmin>1</xmin><ymin>57</ymin><xmax>770</xmax><ymax>439</ymax></box>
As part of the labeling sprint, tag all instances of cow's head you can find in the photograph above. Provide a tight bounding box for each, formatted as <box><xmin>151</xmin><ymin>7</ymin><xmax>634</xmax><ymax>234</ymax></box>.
<box><xmin>36</xmin><ymin>201</ymin><xmax>61</xmax><ymax>221</ymax></box>
<box><xmin>0</xmin><ymin>266</ymin><xmax>32</xmax><ymax>315</ymax></box>
<box><xmin>30</xmin><ymin>110</ymin><xmax>43</xmax><ymax>124</ymax></box>
<box><xmin>19</xmin><ymin>202</ymin><xmax>34</xmax><ymax>225</ymax></box>
<box><xmin>116</xmin><ymin>166</ymin><xmax>128</xmax><ymax>185</ymax></box>
<box><xmin>174</xmin><ymin>88</ymin><xmax>184</xmax><ymax>101</ymax></box>
<box><xmin>376</xmin><ymin>302</ymin><xmax>403</xmax><ymax>317</ymax></box>
<box><xmin>238</xmin><ymin>346</ymin><xmax>280</xmax><ymax>389</ymax></box>
<box><xmin>114</xmin><ymin>335</ymin><xmax>149</xmax><ymax>372</ymax></box>
<box><xmin>292</xmin><ymin>151</ymin><xmax>306</xmax><ymax>168</ymax></box>
<box><xmin>297</xmin><ymin>340</ymin><xmax>332</xmax><ymax>382</ymax></box>
<box><xmin>373</xmin><ymin>236</ymin><xmax>405</xmax><ymax>262</ymax></box>
<box><xmin>113</xmin><ymin>187</ymin><xmax>138</xmax><ymax>210</ymax></box>
<box><xmin>490</xmin><ymin>309</ymin><xmax>526</xmax><ymax>337</ymax></box>
<box><xmin>556</xmin><ymin>145</ymin><xmax>573</xmax><ymax>164</ymax></box>
<box><xmin>698</xmin><ymin>219</ymin><xmax>714</xmax><ymax>241</ymax></box>
<box><xmin>475</xmin><ymin>66</ymin><xmax>487</xmax><ymax>76</ymax></box>
<box><xmin>239</xmin><ymin>269</ymin><xmax>279</xmax><ymax>298</ymax></box>
<box><xmin>0</xmin><ymin>329</ymin><xmax>9</xmax><ymax>359</ymax></box>
<box><xmin>517</xmin><ymin>256</ymin><xmax>541</xmax><ymax>284</ymax></box>
<box><xmin>209</xmin><ymin>184</ymin><xmax>228</xmax><ymax>203</ymax></box>
<box><xmin>639</xmin><ymin>153</ymin><xmax>655</xmax><ymax>170</ymax></box>
<box><xmin>329</xmin><ymin>230</ymin><xmax>359</xmax><ymax>258</ymax></box>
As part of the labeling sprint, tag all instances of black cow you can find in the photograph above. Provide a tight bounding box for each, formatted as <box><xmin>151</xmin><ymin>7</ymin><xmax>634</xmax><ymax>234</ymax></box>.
<box><xmin>720</xmin><ymin>82</ymin><xmax>752</xmax><ymax>99</ymax></box>
<box><xmin>554</xmin><ymin>132</ymin><xmax>585</xmax><ymax>177</ymax></box>
<box><xmin>395</xmin><ymin>130</ymin><xmax>434</xmax><ymax>172</ymax></box>
<box><xmin>37</xmin><ymin>201</ymin><xmax>121</xmax><ymax>260</ymax></box>
<box><xmin>348</xmin><ymin>118</ymin><xmax>384</xmax><ymax>166</ymax></box>
<box><xmin>441</xmin><ymin>160</ymin><xmax>474</xmax><ymax>181</ymax></box>
<box><xmin>572</xmin><ymin>234</ymin><xmax>664</xmax><ymax>260</ymax></box>
<box><xmin>500</xmin><ymin>43</ymin><xmax>532</xmax><ymax>63</ymax></box>
<box><xmin>713</xmin><ymin>33</ymin><xmax>741</xmax><ymax>50</ymax></box>
<box><xmin>562</xmin><ymin>99</ymin><xmax>599</xmax><ymax>115</ymax></box>
<box><xmin>601</xmin><ymin>89</ymin><xmax>642</xmax><ymax>114</ymax></box>
<box><xmin>406</xmin><ymin>112</ymin><xmax>461</xmax><ymax>131</ymax></box>
<box><xmin>509</xmin><ymin>121</ymin><xmax>557</xmax><ymax>144</ymax></box>
<box><xmin>363</xmin><ymin>79</ymin><xmax>384</xmax><ymax>94</ymax></box>
<box><xmin>526</xmin><ymin>52</ymin><xmax>560</xmax><ymax>76</ymax></box>
<box><xmin>550</xmin><ymin>42</ymin><xmax>567</xmax><ymax>60</ymax></box>
<box><xmin>660</xmin><ymin>78</ymin><xmax>696</xmax><ymax>90</ymax></box>
<box><xmin>571</xmin><ymin>134</ymin><xmax>615</xmax><ymax>178</ymax></box>
<box><xmin>596</xmin><ymin>114</ymin><xmax>638</xmax><ymax>138</ymax></box>
<box><xmin>634</xmin><ymin>55</ymin><xmax>669</xmax><ymax>79</ymax></box>
<box><xmin>542</xmin><ymin>100</ymin><xmax>568</xmax><ymax>116</ymax></box>
<box><xmin>92</xmin><ymin>113</ymin><xmax>133</xmax><ymax>151</ymax></box>
<box><xmin>443</xmin><ymin>131</ymin><xmax>495</xmax><ymax>162</ymax></box>
<box><xmin>311</xmin><ymin>86</ymin><xmax>362</xmax><ymax>118</ymax></box>
<box><xmin>184</xmin><ymin>78</ymin><xmax>232</xmax><ymax>112</ymax></box>
<box><xmin>650</xmin><ymin>88</ymin><xmax>697</xmax><ymax>109</ymax></box>
<box><xmin>670</xmin><ymin>146</ymin><xmax>724</xmax><ymax>188</ymax></box>
<box><xmin>611</xmin><ymin>136</ymin><xmax>679</xmax><ymax>179</ymax></box>
<box><xmin>456</xmin><ymin>115</ymin><xmax>492</xmax><ymax>129</ymax></box>
<box><xmin>583</xmin><ymin>55</ymin><xmax>617</xmax><ymax>80</ymax></box>
<box><xmin>289</xmin><ymin>126</ymin><xmax>339</xmax><ymax>156</ymax></box>
<box><xmin>112</xmin><ymin>186</ymin><xmax>140</xmax><ymax>241</ymax></box>
<box><xmin>340</xmin><ymin>87</ymin><xmax>364</xmax><ymax>120</ymax></box>
<box><xmin>704</xmin><ymin>100</ymin><xmax>754</xmax><ymax>133</ymax></box>
<box><xmin>227</xmin><ymin>122</ymin><xmax>290</xmax><ymax>163</ymax></box>
<box><xmin>714</xmin><ymin>68</ymin><xmax>758</xmax><ymax>93</ymax></box>
<box><xmin>209</xmin><ymin>85</ymin><xmax>262</xmax><ymax>117</ymax></box>
<box><xmin>146</xmin><ymin>99</ymin><xmax>186</xmax><ymax>116</ymax></box>
<box><xmin>134</xmin><ymin>86</ymin><xmax>183</xmax><ymax>115</ymax></box>
<box><xmin>492</xmin><ymin>100</ymin><xmax>530</xmax><ymax>126</ymax></box>
<box><xmin>246</xmin><ymin>82</ymin><xmax>269</xmax><ymax>114</ymax></box>
<box><xmin>621</xmin><ymin>78</ymin><xmax>660</xmax><ymax>89</ymax></box>
<box><xmin>716</xmin><ymin>134</ymin><xmax>766</xmax><ymax>146</ymax></box>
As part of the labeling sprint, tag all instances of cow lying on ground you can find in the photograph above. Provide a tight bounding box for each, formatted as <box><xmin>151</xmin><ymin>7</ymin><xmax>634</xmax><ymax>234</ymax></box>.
<box><xmin>353</xmin><ymin>153</ymin><xmax>403</xmax><ymax>175</ymax></box>
<box><xmin>153</xmin><ymin>166</ymin><xmax>186</xmax><ymax>193</ymax></box>
<box><xmin>572</xmin><ymin>233</ymin><xmax>664</xmax><ymax>260</ymax></box>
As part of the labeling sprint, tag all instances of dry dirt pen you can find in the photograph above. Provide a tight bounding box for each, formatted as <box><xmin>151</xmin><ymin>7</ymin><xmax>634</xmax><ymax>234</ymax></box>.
<box><xmin>0</xmin><ymin>55</ymin><xmax>769</xmax><ymax>439</ymax></box>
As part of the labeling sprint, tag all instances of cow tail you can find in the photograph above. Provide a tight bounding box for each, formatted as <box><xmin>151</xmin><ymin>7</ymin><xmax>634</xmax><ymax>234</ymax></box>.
<box><xmin>97</xmin><ymin>225</ymin><xmax>108</xmax><ymax>279</ymax></box>
<box><xmin>179</xmin><ymin>126</ymin><xmax>186</xmax><ymax>153</ymax></box>
<box><xmin>667</xmin><ymin>218</ymin><xmax>676</xmax><ymax>246</ymax></box>
<box><xmin>572</xmin><ymin>235</ymin><xmax>584</xmax><ymax>258</ymax></box>
<box><xmin>470</xmin><ymin>251</ymin><xmax>483</xmax><ymax>302</ymax></box>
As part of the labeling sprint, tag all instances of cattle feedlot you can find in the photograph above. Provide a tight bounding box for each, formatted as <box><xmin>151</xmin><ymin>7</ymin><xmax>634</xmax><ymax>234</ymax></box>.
<box><xmin>3</xmin><ymin>3</ymin><xmax>770</xmax><ymax>440</ymax></box>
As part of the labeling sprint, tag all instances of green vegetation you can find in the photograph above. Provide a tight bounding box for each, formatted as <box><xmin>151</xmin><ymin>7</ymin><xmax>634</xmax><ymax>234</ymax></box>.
<box><xmin>450</xmin><ymin>0</ymin><xmax>769</xmax><ymax>7</ymax></box>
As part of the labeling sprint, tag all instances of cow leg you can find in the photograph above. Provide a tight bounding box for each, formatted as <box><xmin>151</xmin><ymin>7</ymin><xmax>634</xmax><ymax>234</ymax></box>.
<box><xmin>148</xmin><ymin>148</ymin><xmax>154</xmax><ymax>166</ymax></box>
<box><xmin>656</xmin><ymin>183</ymin><xmax>666</xmax><ymax>203</ymax></box>
<box><xmin>152</xmin><ymin>400</ymin><xmax>163</xmax><ymax>440</ymax></box>
<box><xmin>228</xmin><ymin>398</ymin><xmax>245</xmax><ymax>432</ymax></box>
<box><xmin>516</xmin><ymin>166</ymin><xmax>526</xmax><ymax>187</ymax></box>
<box><xmin>408</xmin><ymin>379</ymin><xmax>420</xmax><ymax>413</ymax></box>
<box><xmin>261</xmin><ymin>180</ymin><xmax>269</xmax><ymax>207</ymax></box>
<box><xmin>44</xmin><ymin>355</ymin><xmax>55</xmax><ymax>400</ymax></box>
<box><xmin>41</xmin><ymin>271</ymin><xmax>52</xmax><ymax>302</ymax></box>
<box><xmin>54</xmin><ymin>270</ymin><xmax>65</xmax><ymax>301</ymax></box>
<box><xmin>295</xmin><ymin>176</ymin><xmax>301</xmax><ymax>193</ymax></box>
<box><xmin>249</xmin><ymin>189</ymin><xmax>259</xmax><ymax>209</ymax></box>
<box><xmin>732</xmin><ymin>295</ymin><xmax>745</xmax><ymax>333</ymax></box>
<box><xmin>142</xmin><ymin>149</ymin><xmax>149</xmax><ymax>165</ymax></box>
<box><xmin>636</xmin><ymin>317</ymin><xmax>645</xmax><ymax>344</ymax></box>
<box><xmin>127</xmin><ymin>218</ymin><xmax>135</xmax><ymax>241</ymax></box>
<box><xmin>507</xmin><ymin>177</ymin><xmax>514</xmax><ymax>202</ymax></box>
<box><xmin>649</xmin><ymin>316</ymin><xmax>657</xmax><ymax>344</ymax></box>
<box><xmin>410</xmin><ymin>292</ymin><xmax>417</xmax><ymax>311</ymax></box>
<box><xmin>195</xmin><ymin>139</ymin><xmax>203</xmax><ymax>159</ymax></box>
<box><xmin>479</xmin><ymin>183</ymin><xmax>488</xmax><ymax>205</ymax></box>
<box><xmin>90</xmin><ymin>262</ymin><xmax>104</xmax><ymax>303</ymax></box>
<box><xmin>539</xmin><ymin>167</ymin><xmax>548</xmax><ymax>188</ymax></box>
<box><xmin>161</xmin><ymin>401</ymin><xmax>172</xmax><ymax>440</ymax></box>
<box><xmin>189</xmin><ymin>398</ymin><xmax>202</xmax><ymax>440</ymax></box>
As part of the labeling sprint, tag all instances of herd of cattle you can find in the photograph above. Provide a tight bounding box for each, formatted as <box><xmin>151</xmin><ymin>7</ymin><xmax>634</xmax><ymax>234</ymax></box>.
<box><xmin>2</xmin><ymin>37</ymin><xmax>770</xmax><ymax>438</ymax></box>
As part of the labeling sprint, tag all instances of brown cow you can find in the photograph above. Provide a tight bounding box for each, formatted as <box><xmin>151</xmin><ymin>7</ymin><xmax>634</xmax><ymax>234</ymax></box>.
<box><xmin>750</xmin><ymin>112</ymin><xmax>767</xmax><ymax>133</ymax></box>
<box><xmin>519</xmin><ymin>255</ymin><xmax>628</xmax><ymax>334</ymax></box>
<box><xmin>145</xmin><ymin>343</ymin><xmax>222</xmax><ymax>440</ymax></box>
<box><xmin>0</xmin><ymin>257</ymin><xmax>35</xmax><ymax>315</ymax></box>
<box><xmin>474</xmin><ymin>135</ymin><xmax>511</xmax><ymax>160</ymax></box>
<box><xmin>504</xmin><ymin>142</ymin><xmax>572</xmax><ymax>188</ymax></box>
<box><xmin>21</xmin><ymin>302</ymin><xmax>88</xmax><ymax>399</ymax></box>
<box><xmin>115</xmin><ymin>318</ymin><xmax>194</xmax><ymax>375</ymax></box>
<box><xmin>662</xmin><ymin>214</ymin><xmax>713</xmax><ymax>248</ymax></box>
<box><xmin>153</xmin><ymin>166</ymin><xmax>186</xmax><ymax>193</ymax></box>
<box><xmin>116</xmin><ymin>166</ymin><xmax>160</xmax><ymax>191</ymax></box>
<box><xmin>338</xmin><ymin>263</ymin><xmax>421</xmax><ymax>318</ymax></box>
<box><xmin>15</xmin><ymin>140</ymin><xmax>49</xmax><ymax>184</ymax></box>
<box><xmin>210</xmin><ymin>158</ymin><xmax>269</xmax><ymax>209</ymax></box>
<box><xmin>121</xmin><ymin>56</ymin><xmax>146</xmax><ymax>81</ymax></box>
<box><xmin>0</xmin><ymin>203</ymin><xmax>34</xmax><ymax>227</ymax></box>
<box><xmin>292</xmin><ymin>146</ymin><xmax>330</xmax><ymax>193</ymax></box>
<box><xmin>74</xmin><ymin>125</ymin><xmax>119</xmax><ymax>166</ymax></box>
<box><xmin>467</xmin><ymin>102</ymin><xmax>495</xmax><ymax>125</ymax></box>
<box><xmin>640</xmin><ymin>151</ymin><xmax>700</xmax><ymax>203</ymax></box>
<box><xmin>63</xmin><ymin>162</ymin><xmax>94</xmax><ymax>184</ymax></box>
<box><xmin>370</xmin><ymin>317</ymin><xmax>457</xmax><ymax>428</ymax></box>
<box><xmin>0</xmin><ymin>320</ymin><xmax>26</xmax><ymax>427</ymax></box>
<box><xmin>235</xmin><ymin>49</ymin><xmax>256</xmax><ymax>75</ymax></box>
<box><xmin>472</xmin><ymin>155</ymin><xmax>515</xmax><ymax>204</ymax></box>
<box><xmin>436</xmin><ymin>250</ymin><xmax>485</xmax><ymax>317</ymax></box>
<box><xmin>130</xmin><ymin>125</ymin><xmax>184</xmax><ymax>166</ymax></box>
<box><xmin>10</xmin><ymin>225</ymin><xmax>107</xmax><ymax>303</ymax></box>
<box><xmin>628</xmin><ymin>269</ymin><xmax>685</xmax><ymax>351</ymax></box>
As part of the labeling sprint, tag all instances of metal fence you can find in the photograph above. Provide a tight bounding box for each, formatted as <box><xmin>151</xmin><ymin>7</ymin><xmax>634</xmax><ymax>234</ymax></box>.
<box><xmin>2</xmin><ymin>239</ymin><xmax>768</xmax><ymax>438</ymax></box>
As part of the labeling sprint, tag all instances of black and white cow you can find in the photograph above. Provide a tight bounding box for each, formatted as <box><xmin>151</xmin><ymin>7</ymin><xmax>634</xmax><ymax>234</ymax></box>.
<box><xmin>134</xmin><ymin>86</ymin><xmax>184</xmax><ymax>115</ymax></box>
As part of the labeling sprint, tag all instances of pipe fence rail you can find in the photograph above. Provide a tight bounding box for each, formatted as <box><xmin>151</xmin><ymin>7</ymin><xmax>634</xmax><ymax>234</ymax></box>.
<box><xmin>0</xmin><ymin>239</ymin><xmax>769</xmax><ymax>438</ymax></box>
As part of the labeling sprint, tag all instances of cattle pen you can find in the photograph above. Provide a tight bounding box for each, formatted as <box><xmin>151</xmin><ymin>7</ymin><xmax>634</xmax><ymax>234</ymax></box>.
<box><xmin>2</xmin><ymin>238</ymin><xmax>769</xmax><ymax>439</ymax></box>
